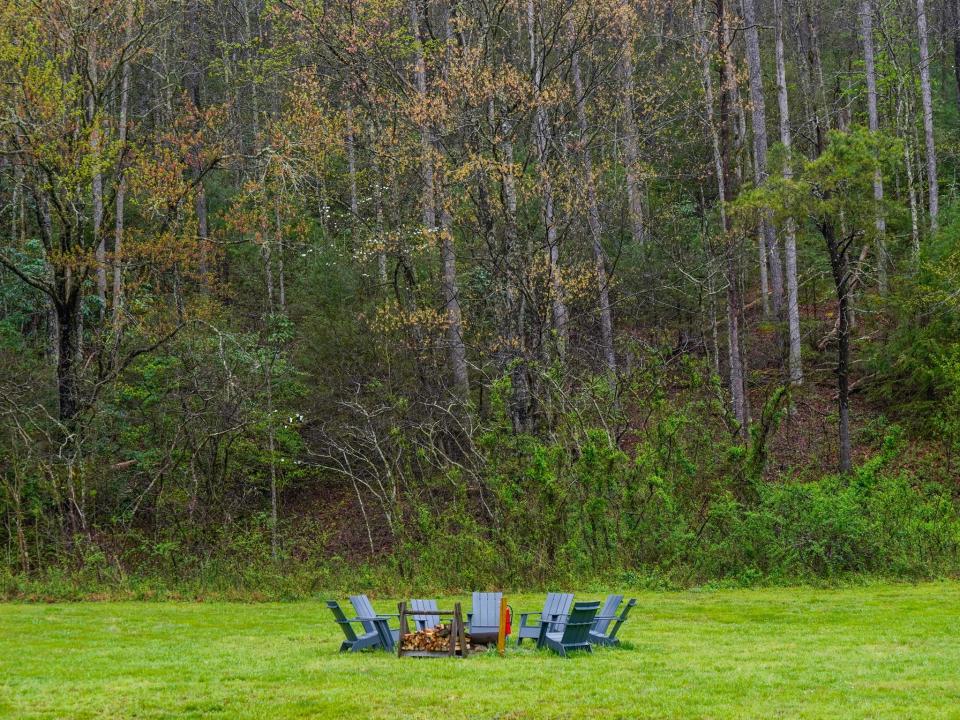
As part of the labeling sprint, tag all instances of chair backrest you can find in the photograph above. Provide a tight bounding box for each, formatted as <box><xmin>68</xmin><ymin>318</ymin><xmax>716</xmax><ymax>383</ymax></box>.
<box><xmin>471</xmin><ymin>592</ymin><xmax>502</xmax><ymax>631</ymax></box>
<box><xmin>349</xmin><ymin>594</ymin><xmax>378</xmax><ymax>634</ymax></box>
<box><xmin>410</xmin><ymin>598</ymin><xmax>440</xmax><ymax>630</ymax></box>
<box><xmin>594</xmin><ymin>594</ymin><xmax>623</xmax><ymax>634</ymax></box>
<box><xmin>542</xmin><ymin>592</ymin><xmax>574</xmax><ymax>632</ymax></box>
<box><xmin>561</xmin><ymin>601</ymin><xmax>600</xmax><ymax>645</ymax></box>
<box><xmin>327</xmin><ymin>600</ymin><xmax>359</xmax><ymax>641</ymax></box>
<box><xmin>608</xmin><ymin>598</ymin><xmax>637</xmax><ymax>640</ymax></box>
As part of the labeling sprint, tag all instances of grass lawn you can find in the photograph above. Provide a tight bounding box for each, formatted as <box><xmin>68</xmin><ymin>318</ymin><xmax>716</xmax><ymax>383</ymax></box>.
<box><xmin>2</xmin><ymin>582</ymin><xmax>960</xmax><ymax>719</ymax></box>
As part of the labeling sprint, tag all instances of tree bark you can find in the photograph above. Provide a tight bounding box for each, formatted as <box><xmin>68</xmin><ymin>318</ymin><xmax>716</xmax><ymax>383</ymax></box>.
<box><xmin>440</xmin><ymin>7</ymin><xmax>468</xmax><ymax>397</ymax></box>
<box><xmin>495</xmin><ymin>102</ymin><xmax>531</xmax><ymax>433</ymax></box>
<box><xmin>528</xmin><ymin>0</ymin><xmax>569</xmax><ymax>354</ymax></box>
<box><xmin>368</xmin><ymin>119</ymin><xmax>388</xmax><ymax>288</ymax></box>
<box><xmin>570</xmin><ymin>20</ymin><xmax>616</xmax><ymax>377</ymax></box>
<box><xmin>952</xmin><ymin>0</ymin><xmax>960</xmax><ymax>115</ymax></box>
<box><xmin>185</xmin><ymin>0</ymin><xmax>210</xmax><ymax>277</ymax></box>
<box><xmin>54</xmin><ymin>282</ymin><xmax>81</xmax><ymax>424</ymax></box>
<box><xmin>113</xmin><ymin>0</ymin><xmax>134</xmax><ymax>328</ymax></box>
<box><xmin>618</xmin><ymin>5</ymin><xmax>647</xmax><ymax>247</ymax></box>
<box><xmin>860</xmin><ymin>0</ymin><xmax>887</xmax><ymax>293</ymax></box>
<box><xmin>346</xmin><ymin>103</ymin><xmax>359</xmax><ymax>219</ymax></box>
<box><xmin>409</xmin><ymin>0</ymin><xmax>435</xmax><ymax>230</ymax></box>
<box><xmin>742</xmin><ymin>0</ymin><xmax>785</xmax><ymax>319</ymax></box>
<box><xmin>916</xmin><ymin>0</ymin><xmax>939</xmax><ymax>232</ymax></box>
<box><xmin>775</xmin><ymin>0</ymin><xmax>803</xmax><ymax>385</ymax></box>
<box><xmin>702</xmin><ymin>0</ymin><xmax>749</xmax><ymax>437</ymax></box>
<box><xmin>89</xmin><ymin>33</ymin><xmax>106</xmax><ymax>318</ymax></box>
<box><xmin>822</xmin><ymin>220</ymin><xmax>853</xmax><ymax>473</ymax></box>
<box><xmin>439</xmin><ymin>202</ymin><xmax>469</xmax><ymax>396</ymax></box>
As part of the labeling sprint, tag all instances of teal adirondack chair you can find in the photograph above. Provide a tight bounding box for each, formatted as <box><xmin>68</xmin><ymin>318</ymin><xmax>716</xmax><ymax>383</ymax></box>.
<box><xmin>410</xmin><ymin>598</ymin><xmax>440</xmax><ymax>631</ymax></box>
<box><xmin>537</xmin><ymin>601</ymin><xmax>600</xmax><ymax>656</ymax></box>
<box><xmin>349</xmin><ymin>594</ymin><xmax>400</xmax><ymax>649</ymax></box>
<box><xmin>467</xmin><ymin>592</ymin><xmax>507</xmax><ymax>643</ymax></box>
<box><xmin>326</xmin><ymin>600</ymin><xmax>382</xmax><ymax>652</ymax></box>
<box><xmin>589</xmin><ymin>598</ymin><xmax>636</xmax><ymax>646</ymax></box>
<box><xmin>515</xmin><ymin>592</ymin><xmax>574</xmax><ymax>646</ymax></box>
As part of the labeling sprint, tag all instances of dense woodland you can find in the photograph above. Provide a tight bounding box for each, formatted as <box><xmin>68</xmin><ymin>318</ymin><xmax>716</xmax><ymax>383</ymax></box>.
<box><xmin>3</xmin><ymin>0</ymin><xmax>960</xmax><ymax>597</ymax></box>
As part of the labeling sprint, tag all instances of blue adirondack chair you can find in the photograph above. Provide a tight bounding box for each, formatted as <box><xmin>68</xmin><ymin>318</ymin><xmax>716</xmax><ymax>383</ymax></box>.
<box><xmin>467</xmin><ymin>592</ymin><xmax>507</xmax><ymax>643</ymax></box>
<box><xmin>589</xmin><ymin>598</ymin><xmax>636</xmax><ymax>646</ymax></box>
<box><xmin>592</xmin><ymin>594</ymin><xmax>623</xmax><ymax>637</ymax></box>
<box><xmin>326</xmin><ymin>600</ymin><xmax>382</xmax><ymax>652</ymax></box>
<box><xmin>515</xmin><ymin>592</ymin><xmax>574</xmax><ymax>646</ymax></box>
<box><xmin>410</xmin><ymin>598</ymin><xmax>440</xmax><ymax>631</ymax></box>
<box><xmin>537</xmin><ymin>601</ymin><xmax>600</xmax><ymax>656</ymax></box>
<box><xmin>349</xmin><ymin>594</ymin><xmax>400</xmax><ymax>650</ymax></box>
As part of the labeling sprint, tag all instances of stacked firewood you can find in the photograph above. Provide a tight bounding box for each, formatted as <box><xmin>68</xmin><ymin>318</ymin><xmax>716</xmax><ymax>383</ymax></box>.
<box><xmin>400</xmin><ymin>625</ymin><xmax>474</xmax><ymax>652</ymax></box>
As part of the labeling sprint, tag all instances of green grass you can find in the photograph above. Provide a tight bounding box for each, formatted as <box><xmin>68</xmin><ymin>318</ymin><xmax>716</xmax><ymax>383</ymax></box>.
<box><xmin>2</xmin><ymin>582</ymin><xmax>960</xmax><ymax>719</ymax></box>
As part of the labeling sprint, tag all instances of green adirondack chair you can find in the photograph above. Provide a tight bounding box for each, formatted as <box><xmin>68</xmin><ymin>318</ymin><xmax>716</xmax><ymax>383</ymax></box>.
<box><xmin>326</xmin><ymin>600</ymin><xmax>382</xmax><ymax>652</ymax></box>
<box><xmin>589</xmin><ymin>598</ymin><xmax>636</xmax><ymax>646</ymax></box>
<box><xmin>537</xmin><ymin>601</ymin><xmax>600</xmax><ymax>656</ymax></box>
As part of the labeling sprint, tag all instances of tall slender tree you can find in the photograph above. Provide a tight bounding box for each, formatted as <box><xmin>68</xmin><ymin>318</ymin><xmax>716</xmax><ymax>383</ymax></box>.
<box><xmin>860</xmin><ymin>0</ymin><xmax>887</xmax><ymax>292</ymax></box>
<box><xmin>774</xmin><ymin>0</ymin><xmax>803</xmax><ymax>385</ymax></box>
<box><xmin>916</xmin><ymin>0</ymin><xmax>938</xmax><ymax>232</ymax></box>
<box><xmin>742</xmin><ymin>0</ymin><xmax>785</xmax><ymax>319</ymax></box>
<box><xmin>569</xmin><ymin>17</ymin><xmax>616</xmax><ymax>377</ymax></box>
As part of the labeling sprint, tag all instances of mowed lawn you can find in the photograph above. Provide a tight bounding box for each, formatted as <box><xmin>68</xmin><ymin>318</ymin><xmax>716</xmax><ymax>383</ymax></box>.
<box><xmin>2</xmin><ymin>583</ymin><xmax>960</xmax><ymax>719</ymax></box>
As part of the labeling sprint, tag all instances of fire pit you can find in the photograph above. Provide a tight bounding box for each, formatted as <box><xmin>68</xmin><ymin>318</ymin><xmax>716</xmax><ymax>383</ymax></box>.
<box><xmin>396</xmin><ymin>602</ymin><xmax>477</xmax><ymax>657</ymax></box>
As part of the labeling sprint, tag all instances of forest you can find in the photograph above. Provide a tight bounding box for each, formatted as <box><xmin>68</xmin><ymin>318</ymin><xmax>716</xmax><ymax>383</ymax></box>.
<box><xmin>2</xmin><ymin>0</ymin><xmax>960</xmax><ymax>599</ymax></box>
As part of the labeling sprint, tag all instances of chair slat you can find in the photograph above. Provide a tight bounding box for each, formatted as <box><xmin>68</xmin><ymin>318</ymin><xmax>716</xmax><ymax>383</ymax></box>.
<box><xmin>593</xmin><ymin>594</ymin><xmax>623</xmax><ymax>634</ymax></box>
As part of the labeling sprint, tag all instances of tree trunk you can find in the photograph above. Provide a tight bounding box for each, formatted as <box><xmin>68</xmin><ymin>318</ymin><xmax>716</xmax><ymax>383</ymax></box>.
<box><xmin>88</xmin><ymin>34</ymin><xmax>106</xmax><ymax>318</ymax></box>
<box><xmin>114</xmin><ymin>0</ymin><xmax>134</xmax><ymax>328</ymax></box>
<box><xmin>409</xmin><ymin>0</ymin><xmax>435</xmax><ymax>230</ymax></box>
<box><xmin>952</xmin><ymin>0</ymin><xmax>960</xmax><ymax>115</ymax></box>
<box><xmin>440</xmin><ymin>8</ymin><xmax>468</xmax><ymax>397</ymax></box>
<box><xmin>860</xmin><ymin>0</ymin><xmax>887</xmax><ymax>293</ymax></box>
<box><xmin>795</xmin><ymin>0</ymin><xmax>831</xmax><ymax>155</ymax></box>
<box><xmin>528</xmin><ymin>0</ymin><xmax>568</xmax><ymax>354</ymax></box>
<box><xmin>186</xmin><ymin>0</ymin><xmax>210</xmax><ymax>277</ymax></box>
<box><xmin>367</xmin><ymin>119</ymin><xmax>389</xmax><ymax>288</ymax></box>
<box><xmin>702</xmin><ymin>0</ymin><xmax>749</xmax><ymax>437</ymax></box>
<box><xmin>55</xmin><ymin>288</ymin><xmax>80</xmax><ymax>424</ymax></box>
<box><xmin>916</xmin><ymin>0</ymin><xmax>939</xmax><ymax>232</ymax></box>
<box><xmin>266</xmin><ymin>363</ymin><xmax>278</xmax><ymax>560</ymax></box>
<box><xmin>775</xmin><ymin>0</ymin><xmax>803</xmax><ymax>385</ymax></box>
<box><xmin>892</xmin><ymin>72</ymin><xmax>922</xmax><ymax>255</ymax></box>
<box><xmin>439</xmin><ymin>203</ymin><xmax>469</xmax><ymax>396</ymax></box>
<box><xmin>570</xmin><ymin>20</ymin><xmax>616</xmax><ymax>377</ymax></box>
<box><xmin>822</xmin><ymin>221</ymin><xmax>852</xmax><ymax>473</ymax></box>
<box><xmin>496</xmin><ymin>105</ymin><xmax>531</xmax><ymax>433</ymax></box>
<box><xmin>742</xmin><ymin>0</ymin><xmax>785</xmax><ymax>319</ymax></box>
<box><xmin>618</xmin><ymin>6</ymin><xmax>647</xmax><ymax>247</ymax></box>
<box><xmin>346</xmin><ymin>103</ymin><xmax>359</xmax><ymax>219</ymax></box>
